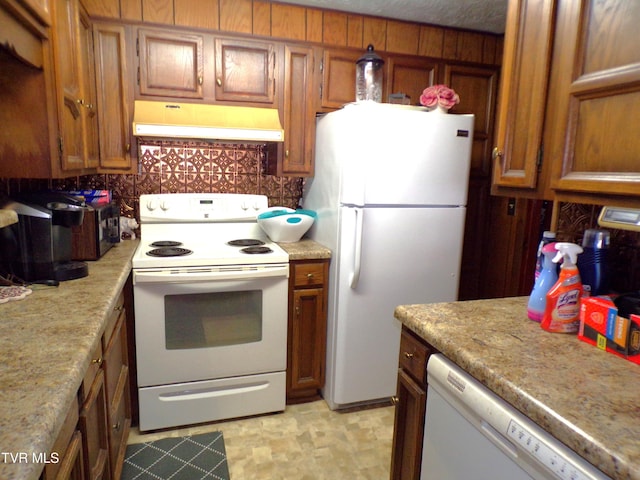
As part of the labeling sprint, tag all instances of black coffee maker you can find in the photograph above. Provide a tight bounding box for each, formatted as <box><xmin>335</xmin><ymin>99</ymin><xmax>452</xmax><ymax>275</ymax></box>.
<box><xmin>0</xmin><ymin>192</ymin><xmax>89</xmax><ymax>282</ymax></box>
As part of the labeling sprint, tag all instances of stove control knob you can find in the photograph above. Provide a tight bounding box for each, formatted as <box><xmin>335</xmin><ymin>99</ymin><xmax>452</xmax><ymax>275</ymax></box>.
<box><xmin>160</xmin><ymin>200</ymin><xmax>170</xmax><ymax>211</ymax></box>
<box><xmin>252</xmin><ymin>202</ymin><xmax>261</xmax><ymax>211</ymax></box>
<box><xmin>146</xmin><ymin>198</ymin><xmax>158</xmax><ymax>211</ymax></box>
<box><xmin>240</xmin><ymin>202</ymin><xmax>249</xmax><ymax>211</ymax></box>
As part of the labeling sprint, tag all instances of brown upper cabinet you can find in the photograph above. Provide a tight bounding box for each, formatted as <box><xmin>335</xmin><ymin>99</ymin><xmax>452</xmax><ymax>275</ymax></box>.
<box><xmin>493</xmin><ymin>0</ymin><xmax>640</xmax><ymax>205</ymax></box>
<box><xmin>546</xmin><ymin>0</ymin><xmax>640</xmax><ymax>201</ymax></box>
<box><xmin>93</xmin><ymin>23</ymin><xmax>134</xmax><ymax>172</ymax></box>
<box><xmin>214</xmin><ymin>37</ymin><xmax>277</xmax><ymax>105</ymax></box>
<box><xmin>137</xmin><ymin>28</ymin><xmax>205</xmax><ymax>99</ymax></box>
<box><xmin>52</xmin><ymin>0</ymin><xmax>99</xmax><ymax>172</ymax></box>
<box><xmin>491</xmin><ymin>0</ymin><xmax>555</xmax><ymax>194</ymax></box>
<box><xmin>320</xmin><ymin>48</ymin><xmax>359</xmax><ymax>110</ymax></box>
<box><xmin>385</xmin><ymin>56</ymin><xmax>438</xmax><ymax>106</ymax></box>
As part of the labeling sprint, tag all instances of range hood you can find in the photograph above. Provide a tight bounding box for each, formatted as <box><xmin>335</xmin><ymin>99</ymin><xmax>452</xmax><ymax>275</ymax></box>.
<box><xmin>132</xmin><ymin>100</ymin><xmax>284</xmax><ymax>143</ymax></box>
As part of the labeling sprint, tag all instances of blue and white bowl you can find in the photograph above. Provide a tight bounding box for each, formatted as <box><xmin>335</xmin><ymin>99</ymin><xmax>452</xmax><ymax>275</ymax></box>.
<box><xmin>257</xmin><ymin>208</ymin><xmax>316</xmax><ymax>243</ymax></box>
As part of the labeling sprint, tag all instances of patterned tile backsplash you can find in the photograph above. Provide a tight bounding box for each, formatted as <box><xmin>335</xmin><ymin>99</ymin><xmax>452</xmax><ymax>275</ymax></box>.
<box><xmin>1</xmin><ymin>146</ymin><xmax>639</xmax><ymax>293</ymax></box>
<box><xmin>0</xmin><ymin>140</ymin><xmax>304</xmax><ymax>221</ymax></box>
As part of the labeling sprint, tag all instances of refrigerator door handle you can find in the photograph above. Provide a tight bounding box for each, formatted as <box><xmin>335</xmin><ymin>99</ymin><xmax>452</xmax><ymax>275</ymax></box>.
<box><xmin>349</xmin><ymin>207</ymin><xmax>364</xmax><ymax>289</ymax></box>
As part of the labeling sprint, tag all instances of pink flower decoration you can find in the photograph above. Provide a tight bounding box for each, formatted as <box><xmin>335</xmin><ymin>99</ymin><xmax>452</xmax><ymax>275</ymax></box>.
<box><xmin>419</xmin><ymin>84</ymin><xmax>460</xmax><ymax>110</ymax></box>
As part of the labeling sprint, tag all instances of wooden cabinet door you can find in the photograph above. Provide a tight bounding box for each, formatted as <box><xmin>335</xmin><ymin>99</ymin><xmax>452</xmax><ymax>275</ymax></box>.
<box><xmin>53</xmin><ymin>0</ymin><xmax>84</xmax><ymax>170</ymax></box>
<box><xmin>442</xmin><ymin>64</ymin><xmax>499</xmax><ymax>300</ymax></box>
<box><xmin>492</xmin><ymin>0</ymin><xmax>556</xmax><ymax>189</ymax></box>
<box><xmin>214</xmin><ymin>37</ymin><xmax>276</xmax><ymax>104</ymax></box>
<box><xmin>547</xmin><ymin>0</ymin><xmax>640</xmax><ymax>197</ymax></box>
<box><xmin>79</xmin><ymin>369</ymin><xmax>110</xmax><ymax>480</ymax></box>
<box><xmin>321</xmin><ymin>48</ymin><xmax>359</xmax><ymax>109</ymax></box>
<box><xmin>78</xmin><ymin>7</ymin><xmax>98</xmax><ymax>169</ymax></box>
<box><xmin>41</xmin><ymin>396</ymin><xmax>84</xmax><ymax>480</ymax></box>
<box><xmin>280</xmin><ymin>44</ymin><xmax>316</xmax><ymax>176</ymax></box>
<box><xmin>286</xmin><ymin>260</ymin><xmax>328</xmax><ymax>403</ymax></box>
<box><xmin>390</xmin><ymin>368</ymin><xmax>426</xmax><ymax>480</ymax></box>
<box><xmin>385</xmin><ymin>55</ymin><xmax>438</xmax><ymax>106</ymax></box>
<box><xmin>103</xmin><ymin>306</ymin><xmax>131</xmax><ymax>479</ymax></box>
<box><xmin>138</xmin><ymin>28</ymin><xmax>204</xmax><ymax>99</ymax></box>
<box><xmin>94</xmin><ymin>23</ymin><xmax>133</xmax><ymax>171</ymax></box>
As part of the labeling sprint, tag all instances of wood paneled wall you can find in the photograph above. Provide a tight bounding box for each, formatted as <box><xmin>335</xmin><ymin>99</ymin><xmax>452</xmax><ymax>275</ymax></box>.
<box><xmin>81</xmin><ymin>0</ymin><xmax>502</xmax><ymax>65</ymax></box>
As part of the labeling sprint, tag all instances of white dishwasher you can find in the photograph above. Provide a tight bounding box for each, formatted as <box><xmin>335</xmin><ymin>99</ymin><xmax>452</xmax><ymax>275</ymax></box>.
<box><xmin>421</xmin><ymin>354</ymin><xmax>611</xmax><ymax>480</ymax></box>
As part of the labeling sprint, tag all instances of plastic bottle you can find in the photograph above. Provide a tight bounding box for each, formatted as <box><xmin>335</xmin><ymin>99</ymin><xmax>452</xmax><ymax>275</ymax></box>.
<box><xmin>577</xmin><ymin>228</ymin><xmax>610</xmax><ymax>297</ymax></box>
<box><xmin>527</xmin><ymin>242</ymin><xmax>558</xmax><ymax>322</ymax></box>
<box><xmin>541</xmin><ymin>243</ymin><xmax>584</xmax><ymax>333</ymax></box>
<box><xmin>534</xmin><ymin>231</ymin><xmax>556</xmax><ymax>281</ymax></box>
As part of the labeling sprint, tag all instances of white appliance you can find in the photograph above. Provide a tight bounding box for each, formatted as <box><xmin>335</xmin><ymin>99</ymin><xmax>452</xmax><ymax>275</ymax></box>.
<box><xmin>132</xmin><ymin>193</ymin><xmax>289</xmax><ymax>431</ymax></box>
<box><xmin>302</xmin><ymin>102</ymin><xmax>474</xmax><ymax>409</ymax></box>
<box><xmin>422</xmin><ymin>354</ymin><xmax>612</xmax><ymax>480</ymax></box>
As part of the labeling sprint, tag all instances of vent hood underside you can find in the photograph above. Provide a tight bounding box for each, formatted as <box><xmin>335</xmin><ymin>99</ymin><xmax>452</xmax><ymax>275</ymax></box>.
<box><xmin>132</xmin><ymin>101</ymin><xmax>284</xmax><ymax>143</ymax></box>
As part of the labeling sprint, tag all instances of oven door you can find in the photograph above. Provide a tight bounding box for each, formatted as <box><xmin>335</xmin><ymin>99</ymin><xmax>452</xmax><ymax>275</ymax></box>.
<box><xmin>133</xmin><ymin>263</ymin><xmax>289</xmax><ymax>387</ymax></box>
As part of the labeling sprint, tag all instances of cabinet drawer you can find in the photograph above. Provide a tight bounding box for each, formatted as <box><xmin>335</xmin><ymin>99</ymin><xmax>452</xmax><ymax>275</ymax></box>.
<box><xmin>293</xmin><ymin>262</ymin><xmax>325</xmax><ymax>287</ymax></box>
<box><xmin>399</xmin><ymin>329</ymin><xmax>431</xmax><ymax>387</ymax></box>
<box><xmin>103</xmin><ymin>290</ymin><xmax>124</xmax><ymax>348</ymax></box>
<box><xmin>82</xmin><ymin>341</ymin><xmax>103</xmax><ymax>399</ymax></box>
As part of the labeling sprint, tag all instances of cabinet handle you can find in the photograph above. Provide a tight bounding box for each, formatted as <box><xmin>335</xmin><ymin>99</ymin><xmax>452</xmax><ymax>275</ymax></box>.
<box><xmin>92</xmin><ymin>357</ymin><xmax>103</xmax><ymax>366</ymax></box>
<box><xmin>125</xmin><ymin>143</ymin><xmax>131</xmax><ymax>152</ymax></box>
<box><xmin>295</xmin><ymin>302</ymin><xmax>300</xmax><ymax>316</ymax></box>
<box><xmin>76</xmin><ymin>98</ymin><xmax>84</xmax><ymax>105</ymax></box>
<box><xmin>390</xmin><ymin>396</ymin><xmax>399</xmax><ymax>405</ymax></box>
<box><xmin>306</xmin><ymin>273</ymin><xmax>313</xmax><ymax>280</ymax></box>
<box><xmin>492</xmin><ymin>147</ymin><xmax>503</xmax><ymax>162</ymax></box>
<box><xmin>285</xmin><ymin>150</ymin><xmax>290</xmax><ymax>158</ymax></box>
<box><xmin>403</xmin><ymin>352</ymin><xmax>414</xmax><ymax>359</ymax></box>
<box><xmin>112</xmin><ymin>422</ymin><xmax>121</xmax><ymax>431</ymax></box>
<box><xmin>216</xmin><ymin>78</ymin><xmax>222</xmax><ymax>87</ymax></box>
<box><xmin>198</xmin><ymin>75</ymin><xmax>203</xmax><ymax>85</ymax></box>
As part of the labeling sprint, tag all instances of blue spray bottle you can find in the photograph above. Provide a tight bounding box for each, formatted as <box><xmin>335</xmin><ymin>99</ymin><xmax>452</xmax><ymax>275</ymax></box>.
<box><xmin>527</xmin><ymin>242</ymin><xmax>558</xmax><ymax>322</ymax></box>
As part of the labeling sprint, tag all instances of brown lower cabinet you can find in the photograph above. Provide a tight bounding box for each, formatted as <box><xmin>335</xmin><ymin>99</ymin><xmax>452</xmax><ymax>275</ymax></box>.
<box><xmin>286</xmin><ymin>259</ymin><xmax>329</xmax><ymax>404</ymax></box>
<box><xmin>42</xmin><ymin>280</ymin><xmax>132</xmax><ymax>480</ymax></box>
<box><xmin>390</xmin><ymin>326</ymin><xmax>436</xmax><ymax>480</ymax></box>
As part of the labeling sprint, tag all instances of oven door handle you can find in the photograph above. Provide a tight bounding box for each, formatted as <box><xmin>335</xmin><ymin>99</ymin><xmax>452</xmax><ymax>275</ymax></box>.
<box><xmin>133</xmin><ymin>264</ymin><xmax>289</xmax><ymax>283</ymax></box>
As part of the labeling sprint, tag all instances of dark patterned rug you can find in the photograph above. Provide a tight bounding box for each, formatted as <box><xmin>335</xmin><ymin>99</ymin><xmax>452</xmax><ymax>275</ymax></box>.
<box><xmin>122</xmin><ymin>431</ymin><xmax>230</xmax><ymax>480</ymax></box>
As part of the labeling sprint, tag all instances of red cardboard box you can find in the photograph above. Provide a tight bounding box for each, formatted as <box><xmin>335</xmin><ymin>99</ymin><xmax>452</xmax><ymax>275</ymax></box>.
<box><xmin>578</xmin><ymin>296</ymin><xmax>640</xmax><ymax>365</ymax></box>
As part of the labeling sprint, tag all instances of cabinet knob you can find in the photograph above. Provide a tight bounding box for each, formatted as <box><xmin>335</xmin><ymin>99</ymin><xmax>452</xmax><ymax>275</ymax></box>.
<box><xmin>492</xmin><ymin>147</ymin><xmax>503</xmax><ymax>161</ymax></box>
<box><xmin>125</xmin><ymin>143</ymin><xmax>131</xmax><ymax>152</ymax></box>
<box><xmin>403</xmin><ymin>352</ymin><xmax>414</xmax><ymax>359</ymax></box>
<box><xmin>285</xmin><ymin>150</ymin><xmax>290</xmax><ymax>158</ymax></box>
<box><xmin>198</xmin><ymin>76</ymin><xmax>203</xmax><ymax>85</ymax></box>
<box><xmin>112</xmin><ymin>422</ymin><xmax>121</xmax><ymax>431</ymax></box>
<box><xmin>216</xmin><ymin>78</ymin><xmax>222</xmax><ymax>87</ymax></box>
<box><xmin>306</xmin><ymin>273</ymin><xmax>314</xmax><ymax>279</ymax></box>
<box><xmin>92</xmin><ymin>357</ymin><xmax>103</xmax><ymax>366</ymax></box>
<box><xmin>390</xmin><ymin>396</ymin><xmax>399</xmax><ymax>405</ymax></box>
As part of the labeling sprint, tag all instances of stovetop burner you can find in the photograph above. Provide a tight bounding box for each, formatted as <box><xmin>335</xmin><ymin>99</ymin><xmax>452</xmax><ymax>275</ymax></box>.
<box><xmin>228</xmin><ymin>239</ymin><xmax>266</xmax><ymax>247</ymax></box>
<box><xmin>146</xmin><ymin>247</ymin><xmax>193</xmax><ymax>257</ymax></box>
<box><xmin>150</xmin><ymin>240</ymin><xmax>183</xmax><ymax>247</ymax></box>
<box><xmin>241</xmin><ymin>246</ymin><xmax>273</xmax><ymax>254</ymax></box>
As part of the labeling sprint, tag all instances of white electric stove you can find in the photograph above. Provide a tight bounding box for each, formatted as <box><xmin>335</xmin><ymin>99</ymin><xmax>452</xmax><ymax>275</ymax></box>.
<box><xmin>132</xmin><ymin>193</ymin><xmax>290</xmax><ymax>431</ymax></box>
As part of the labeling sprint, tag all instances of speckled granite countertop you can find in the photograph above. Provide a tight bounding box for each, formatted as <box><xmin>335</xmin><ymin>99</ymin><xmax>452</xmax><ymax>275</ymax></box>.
<box><xmin>395</xmin><ymin>297</ymin><xmax>640</xmax><ymax>480</ymax></box>
<box><xmin>278</xmin><ymin>238</ymin><xmax>331</xmax><ymax>260</ymax></box>
<box><xmin>0</xmin><ymin>240</ymin><xmax>139</xmax><ymax>480</ymax></box>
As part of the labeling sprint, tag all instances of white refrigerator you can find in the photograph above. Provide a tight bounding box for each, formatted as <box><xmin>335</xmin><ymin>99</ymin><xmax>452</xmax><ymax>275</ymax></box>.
<box><xmin>302</xmin><ymin>102</ymin><xmax>474</xmax><ymax>410</ymax></box>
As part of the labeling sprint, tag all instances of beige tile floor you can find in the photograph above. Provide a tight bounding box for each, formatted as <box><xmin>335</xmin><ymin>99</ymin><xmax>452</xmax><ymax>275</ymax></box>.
<box><xmin>127</xmin><ymin>400</ymin><xmax>395</xmax><ymax>479</ymax></box>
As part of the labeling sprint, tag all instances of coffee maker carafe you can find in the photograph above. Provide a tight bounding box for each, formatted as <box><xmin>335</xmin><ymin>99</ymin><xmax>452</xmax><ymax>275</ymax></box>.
<box><xmin>0</xmin><ymin>192</ymin><xmax>89</xmax><ymax>282</ymax></box>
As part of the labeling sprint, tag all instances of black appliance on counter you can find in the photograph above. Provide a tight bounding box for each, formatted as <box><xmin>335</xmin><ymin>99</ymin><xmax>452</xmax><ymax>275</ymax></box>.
<box><xmin>0</xmin><ymin>192</ymin><xmax>89</xmax><ymax>282</ymax></box>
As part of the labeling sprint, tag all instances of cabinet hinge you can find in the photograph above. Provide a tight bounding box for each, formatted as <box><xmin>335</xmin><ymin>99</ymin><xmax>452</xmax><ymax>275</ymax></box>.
<box><xmin>136</xmin><ymin>38</ymin><xmax>139</xmax><ymax>56</ymax></box>
<box><xmin>137</xmin><ymin>66</ymin><xmax>140</xmax><ymax>85</ymax></box>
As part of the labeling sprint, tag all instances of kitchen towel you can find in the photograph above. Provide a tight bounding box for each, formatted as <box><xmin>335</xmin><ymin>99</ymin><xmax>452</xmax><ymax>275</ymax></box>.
<box><xmin>121</xmin><ymin>431</ymin><xmax>229</xmax><ymax>480</ymax></box>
